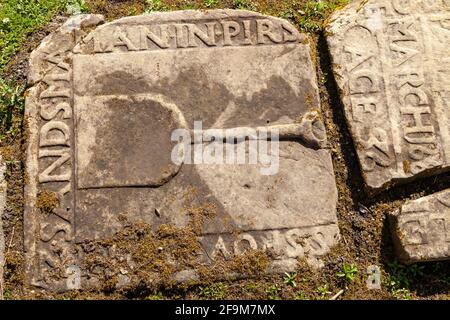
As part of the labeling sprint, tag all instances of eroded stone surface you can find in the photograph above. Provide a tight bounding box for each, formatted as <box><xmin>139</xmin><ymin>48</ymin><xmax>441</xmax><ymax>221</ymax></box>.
<box><xmin>25</xmin><ymin>10</ymin><xmax>340</xmax><ymax>291</ymax></box>
<box><xmin>389</xmin><ymin>189</ymin><xmax>450</xmax><ymax>263</ymax></box>
<box><xmin>327</xmin><ymin>0</ymin><xmax>450</xmax><ymax>191</ymax></box>
<box><xmin>0</xmin><ymin>157</ymin><xmax>6</xmax><ymax>298</ymax></box>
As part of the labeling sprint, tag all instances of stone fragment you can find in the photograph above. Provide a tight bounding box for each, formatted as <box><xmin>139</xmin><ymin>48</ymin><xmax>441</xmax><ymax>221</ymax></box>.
<box><xmin>389</xmin><ymin>189</ymin><xmax>450</xmax><ymax>263</ymax></box>
<box><xmin>326</xmin><ymin>0</ymin><xmax>450</xmax><ymax>191</ymax></box>
<box><xmin>0</xmin><ymin>157</ymin><xmax>6</xmax><ymax>299</ymax></box>
<box><xmin>25</xmin><ymin>10</ymin><xmax>340</xmax><ymax>291</ymax></box>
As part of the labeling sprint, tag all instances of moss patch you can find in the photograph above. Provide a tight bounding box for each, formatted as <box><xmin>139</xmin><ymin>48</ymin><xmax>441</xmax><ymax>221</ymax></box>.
<box><xmin>35</xmin><ymin>190</ymin><xmax>59</xmax><ymax>214</ymax></box>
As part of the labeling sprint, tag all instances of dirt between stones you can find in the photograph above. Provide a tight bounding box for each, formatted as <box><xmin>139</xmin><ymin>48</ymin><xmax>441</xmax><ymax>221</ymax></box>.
<box><xmin>0</xmin><ymin>4</ymin><xmax>449</xmax><ymax>300</ymax></box>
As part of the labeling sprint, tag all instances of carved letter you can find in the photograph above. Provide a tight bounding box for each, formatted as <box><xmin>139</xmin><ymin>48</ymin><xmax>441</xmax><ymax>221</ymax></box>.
<box><xmin>41</xmin><ymin>73</ymin><xmax>71</xmax><ymax>99</ymax></box>
<box><xmin>39</xmin><ymin>121</ymin><xmax>70</xmax><ymax>147</ymax></box>
<box><xmin>233</xmin><ymin>234</ymin><xmax>258</xmax><ymax>254</ymax></box>
<box><xmin>38</xmin><ymin>149</ymin><xmax>71</xmax><ymax>183</ymax></box>
<box><xmin>113</xmin><ymin>27</ymin><xmax>138</xmax><ymax>51</ymax></box>
<box><xmin>211</xmin><ymin>236</ymin><xmax>232</xmax><ymax>259</ymax></box>
<box><xmin>40</xmin><ymin>101</ymin><xmax>72</xmax><ymax>121</ymax></box>
<box><xmin>257</xmin><ymin>19</ymin><xmax>282</xmax><ymax>44</ymax></box>
<box><xmin>188</xmin><ymin>23</ymin><xmax>216</xmax><ymax>47</ymax></box>
<box><xmin>139</xmin><ymin>25</ymin><xmax>170</xmax><ymax>49</ymax></box>
<box><xmin>222</xmin><ymin>21</ymin><xmax>240</xmax><ymax>46</ymax></box>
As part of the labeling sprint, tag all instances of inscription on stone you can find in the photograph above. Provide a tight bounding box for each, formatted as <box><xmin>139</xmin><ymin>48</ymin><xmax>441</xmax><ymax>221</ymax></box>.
<box><xmin>25</xmin><ymin>10</ymin><xmax>340</xmax><ymax>291</ymax></box>
<box><xmin>389</xmin><ymin>189</ymin><xmax>450</xmax><ymax>263</ymax></box>
<box><xmin>326</xmin><ymin>0</ymin><xmax>450</xmax><ymax>191</ymax></box>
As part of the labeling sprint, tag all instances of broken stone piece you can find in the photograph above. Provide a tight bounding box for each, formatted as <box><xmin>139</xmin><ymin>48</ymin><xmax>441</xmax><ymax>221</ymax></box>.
<box><xmin>326</xmin><ymin>0</ymin><xmax>450</xmax><ymax>191</ymax></box>
<box><xmin>389</xmin><ymin>188</ymin><xmax>450</xmax><ymax>263</ymax></box>
<box><xmin>25</xmin><ymin>10</ymin><xmax>340</xmax><ymax>291</ymax></box>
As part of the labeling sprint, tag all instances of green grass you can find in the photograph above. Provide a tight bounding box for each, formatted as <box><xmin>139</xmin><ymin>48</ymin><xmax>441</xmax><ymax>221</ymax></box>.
<box><xmin>296</xmin><ymin>0</ymin><xmax>348</xmax><ymax>32</ymax></box>
<box><xmin>265</xmin><ymin>284</ymin><xmax>281</xmax><ymax>300</ymax></box>
<box><xmin>316</xmin><ymin>284</ymin><xmax>331</xmax><ymax>299</ymax></box>
<box><xmin>204</xmin><ymin>0</ymin><xmax>218</xmax><ymax>8</ymax></box>
<box><xmin>0</xmin><ymin>78</ymin><xmax>24</xmax><ymax>141</ymax></box>
<box><xmin>145</xmin><ymin>0</ymin><xmax>168</xmax><ymax>12</ymax></box>
<box><xmin>0</xmin><ymin>0</ymin><xmax>70</xmax><ymax>73</ymax></box>
<box><xmin>384</xmin><ymin>261</ymin><xmax>425</xmax><ymax>300</ymax></box>
<box><xmin>283</xmin><ymin>272</ymin><xmax>298</xmax><ymax>287</ymax></box>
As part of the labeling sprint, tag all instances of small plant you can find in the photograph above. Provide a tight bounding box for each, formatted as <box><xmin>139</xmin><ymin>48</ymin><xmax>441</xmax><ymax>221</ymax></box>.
<box><xmin>145</xmin><ymin>0</ymin><xmax>167</xmax><ymax>13</ymax></box>
<box><xmin>388</xmin><ymin>260</ymin><xmax>424</xmax><ymax>288</ymax></box>
<box><xmin>385</xmin><ymin>260</ymin><xmax>424</xmax><ymax>300</ymax></box>
<box><xmin>295</xmin><ymin>290</ymin><xmax>309</xmax><ymax>300</ymax></box>
<box><xmin>283</xmin><ymin>272</ymin><xmax>297</xmax><ymax>287</ymax></box>
<box><xmin>66</xmin><ymin>0</ymin><xmax>88</xmax><ymax>15</ymax></box>
<box><xmin>146</xmin><ymin>291</ymin><xmax>164</xmax><ymax>300</ymax></box>
<box><xmin>392</xmin><ymin>288</ymin><xmax>412</xmax><ymax>300</ymax></box>
<box><xmin>199</xmin><ymin>282</ymin><xmax>228</xmax><ymax>299</ymax></box>
<box><xmin>336</xmin><ymin>263</ymin><xmax>358</xmax><ymax>282</ymax></box>
<box><xmin>244</xmin><ymin>282</ymin><xmax>258</xmax><ymax>293</ymax></box>
<box><xmin>316</xmin><ymin>284</ymin><xmax>331</xmax><ymax>298</ymax></box>
<box><xmin>265</xmin><ymin>284</ymin><xmax>281</xmax><ymax>300</ymax></box>
<box><xmin>233</xmin><ymin>0</ymin><xmax>257</xmax><ymax>11</ymax></box>
<box><xmin>296</xmin><ymin>0</ymin><xmax>349</xmax><ymax>32</ymax></box>
<box><xmin>0</xmin><ymin>79</ymin><xmax>25</xmax><ymax>140</ymax></box>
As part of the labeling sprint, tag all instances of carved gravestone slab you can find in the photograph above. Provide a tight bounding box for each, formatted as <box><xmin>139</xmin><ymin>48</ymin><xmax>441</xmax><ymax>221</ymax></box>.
<box><xmin>25</xmin><ymin>10</ymin><xmax>340</xmax><ymax>291</ymax></box>
<box><xmin>326</xmin><ymin>0</ymin><xmax>450</xmax><ymax>191</ymax></box>
<box><xmin>389</xmin><ymin>189</ymin><xmax>450</xmax><ymax>263</ymax></box>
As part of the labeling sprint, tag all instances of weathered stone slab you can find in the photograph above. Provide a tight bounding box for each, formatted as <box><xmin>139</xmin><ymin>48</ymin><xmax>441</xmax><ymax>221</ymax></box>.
<box><xmin>0</xmin><ymin>157</ymin><xmax>6</xmax><ymax>299</ymax></box>
<box><xmin>25</xmin><ymin>10</ymin><xmax>340</xmax><ymax>291</ymax></box>
<box><xmin>326</xmin><ymin>0</ymin><xmax>450</xmax><ymax>191</ymax></box>
<box><xmin>389</xmin><ymin>189</ymin><xmax>450</xmax><ymax>263</ymax></box>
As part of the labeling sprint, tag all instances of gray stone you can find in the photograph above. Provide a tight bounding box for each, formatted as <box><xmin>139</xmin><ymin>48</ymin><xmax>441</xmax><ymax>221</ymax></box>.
<box><xmin>389</xmin><ymin>188</ymin><xmax>450</xmax><ymax>263</ymax></box>
<box><xmin>25</xmin><ymin>10</ymin><xmax>340</xmax><ymax>291</ymax></box>
<box><xmin>326</xmin><ymin>0</ymin><xmax>450</xmax><ymax>191</ymax></box>
<box><xmin>0</xmin><ymin>157</ymin><xmax>6</xmax><ymax>299</ymax></box>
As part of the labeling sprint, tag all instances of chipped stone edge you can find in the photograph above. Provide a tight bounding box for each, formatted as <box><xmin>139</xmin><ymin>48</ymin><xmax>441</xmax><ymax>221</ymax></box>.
<box><xmin>24</xmin><ymin>14</ymin><xmax>106</xmax><ymax>291</ymax></box>
<box><xmin>0</xmin><ymin>156</ymin><xmax>6</xmax><ymax>299</ymax></box>
<box><xmin>28</xmin><ymin>14</ymin><xmax>105</xmax><ymax>86</ymax></box>
<box><xmin>388</xmin><ymin>190</ymin><xmax>450</xmax><ymax>264</ymax></box>
<box><xmin>324</xmin><ymin>0</ymin><xmax>390</xmax><ymax>192</ymax></box>
<box><xmin>387</xmin><ymin>208</ymin><xmax>411</xmax><ymax>264</ymax></box>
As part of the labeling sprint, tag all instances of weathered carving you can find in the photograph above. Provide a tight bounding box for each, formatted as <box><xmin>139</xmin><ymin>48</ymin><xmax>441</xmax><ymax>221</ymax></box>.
<box><xmin>25</xmin><ymin>14</ymin><xmax>105</xmax><ymax>291</ymax></box>
<box><xmin>389</xmin><ymin>188</ymin><xmax>450</xmax><ymax>263</ymax></box>
<box><xmin>74</xmin><ymin>17</ymin><xmax>305</xmax><ymax>54</ymax></box>
<box><xmin>200</xmin><ymin>224</ymin><xmax>339</xmax><ymax>269</ymax></box>
<box><xmin>326</xmin><ymin>0</ymin><xmax>450</xmax><ymax>191</ymax></box>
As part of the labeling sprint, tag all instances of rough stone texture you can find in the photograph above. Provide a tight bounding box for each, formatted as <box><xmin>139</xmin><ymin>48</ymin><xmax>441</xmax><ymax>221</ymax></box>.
<box><xmin>326</xmin><ymin>0</ymin><xmax>450</xmax><ymax>191</ymax></box>
<box><xmin>25</xmin><ymin>10</ymin><xmax>340</xmax><ymax>291</ymax></box>
<box><xmin>389</xmin><ymin>189</ymin><xmax>450</xmax><ymax>263</ymax></box>
<box><xmin>0</xmin><ymin>157</ymin><xmax>6</xmax><ymax>299</ymax></box>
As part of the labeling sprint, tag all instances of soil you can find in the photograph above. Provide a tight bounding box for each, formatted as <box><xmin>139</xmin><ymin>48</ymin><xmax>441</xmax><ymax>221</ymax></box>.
<box><xmin>0</xmin><ymin>0</ymin><xmax>449</xmax><ymax>300</ymax></box>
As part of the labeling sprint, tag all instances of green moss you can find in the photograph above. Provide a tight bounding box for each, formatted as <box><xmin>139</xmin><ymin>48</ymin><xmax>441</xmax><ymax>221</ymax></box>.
<box><xmin>35</xmin><ymin>190</ymin><xmax>59</xmax><ymax>214</ymax></box>
<box><xmin>0</xmin><ymin>79</ymin><xmax>25</xmax><ymax>142</ymax></box>
<box><xmin>199</xmin><ymin>282</ymin><xmax>228</xmax><ymax>299</ymax></box>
